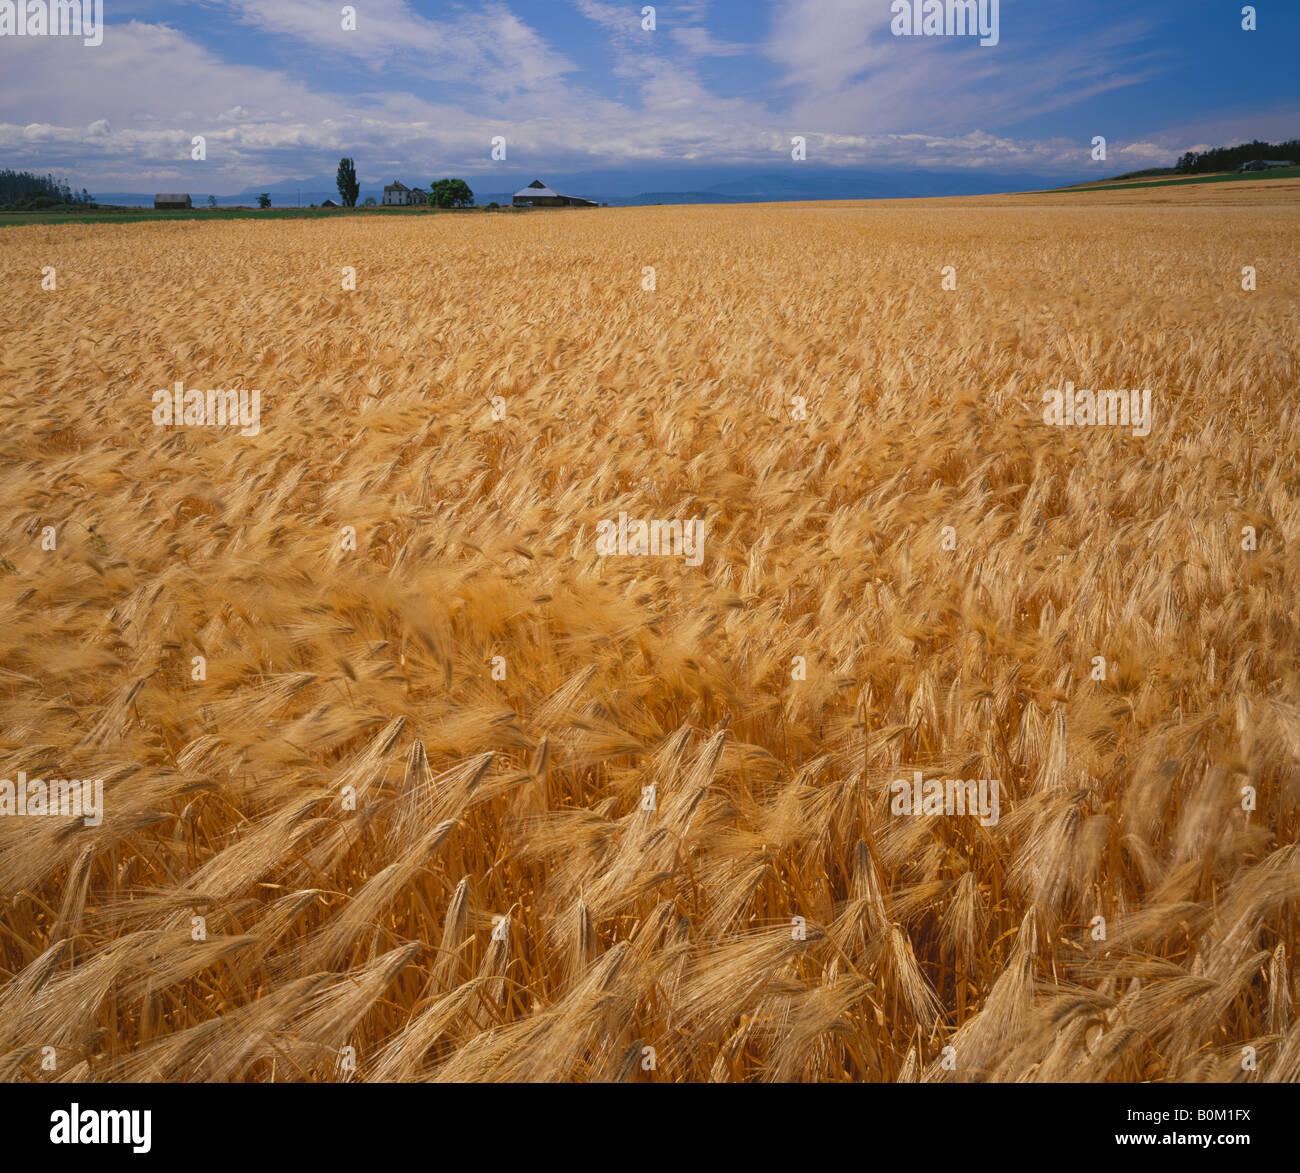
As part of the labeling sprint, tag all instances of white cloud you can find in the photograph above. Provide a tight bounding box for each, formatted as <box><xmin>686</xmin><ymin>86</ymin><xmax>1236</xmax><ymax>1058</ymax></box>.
<box><xmin>572</xmin><ymin>0</ymin><xmax>633</xmax><ymax>35</ymax></box>
<box><xmin>0</xmin><ymin>3</ymin><xmax>1276</xmax><ymax>192</ymax></box>
<box><xmin>764</xmin><ymin>0</ymin><xmax>1173</xmax><ymax>136</ymax></box>
<box><xmin>207</xmin><ymin>0</ymin><xmax>577</xmax><ymax>93</ymax></box>
<box><xmin>670</xmin><ymin>26</ymin><xmax>747</xmax><ymax>56</ymax></box>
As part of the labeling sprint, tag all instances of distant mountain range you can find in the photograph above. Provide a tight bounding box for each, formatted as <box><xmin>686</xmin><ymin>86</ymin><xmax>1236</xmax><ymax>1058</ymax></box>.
<box><xmin>93</xmin><ymin>167</ymin><xmax>1069</xmax><ymax>209</ymax></box>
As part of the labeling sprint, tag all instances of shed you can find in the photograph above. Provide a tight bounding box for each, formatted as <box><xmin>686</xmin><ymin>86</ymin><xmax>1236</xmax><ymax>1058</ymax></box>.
<box><xmin>154</xmin><ymin>193</ymin><xmax>192</xmax><ymax>210</ymax></box>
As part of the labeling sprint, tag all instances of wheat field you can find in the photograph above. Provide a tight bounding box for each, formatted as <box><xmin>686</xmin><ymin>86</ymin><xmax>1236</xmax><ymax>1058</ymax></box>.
<box><xmin>0</xmin><ymin>180</ymin><xmax>1297</xmax><ymax>1082</ymax></box>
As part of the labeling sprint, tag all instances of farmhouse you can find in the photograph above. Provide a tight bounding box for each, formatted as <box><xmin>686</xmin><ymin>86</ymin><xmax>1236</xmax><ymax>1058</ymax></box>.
<box><xmin>382</xmin><ymin>181</ymin><xmax>428</xmax><ymax>206</ymax></box>
<box><xmin>154</xmin><ymin>193</ymin><xmax>192</xmax><ymax>210</ymax></box>
<box><xmin>512</xmin><ymin>179</ymin><xmax>598</xmax><ymax>208</ymax></box>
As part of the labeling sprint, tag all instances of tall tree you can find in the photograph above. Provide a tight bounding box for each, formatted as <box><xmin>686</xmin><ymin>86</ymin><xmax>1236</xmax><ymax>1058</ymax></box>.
<box><xmin>337</xmin><ymin>157</ymin><xmax>360</xmax><ymax>208</ymax></box>
<box><xmin>0</xmin><ymin>168</ymin><xmax>93</xmax><ymax>207</ymax></box>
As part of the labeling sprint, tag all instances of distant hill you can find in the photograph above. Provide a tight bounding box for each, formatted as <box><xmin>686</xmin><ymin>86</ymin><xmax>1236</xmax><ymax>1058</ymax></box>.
<box><xmin>488</xmin><ymin>168</ymin><xmax>1056</xmax><ymax>205</ymax></box>
<box><xmin>630</xmin><ymin>192</ymin><xmax>752</xmax><ymax>204</ymax></box>
<box><xmin>1072</xmin><ymin>167</ymin><xmax>1177</xmax><ymax>186</ymax></box>
<box><xmin>690</xmin><ymin>169</ymin><xmax>1052</xmax><ymax>201</ymax></box>
<box><xmin>95</xmin><ymin>166</ymin><xmax>1070</xmax><ymax>210</ymax></box>
<box><xmin>1175</xmin><ymin>137</ymin><xmax>1299</xmax><ymax>175</ymax></box>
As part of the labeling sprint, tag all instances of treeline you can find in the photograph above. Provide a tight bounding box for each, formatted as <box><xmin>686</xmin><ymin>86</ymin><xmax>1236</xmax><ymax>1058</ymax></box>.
<box><xmin>0</xmin><ymin>169</ymin><xmax>95</xmax><ymax>210</ymax></box>
<box><xmin>1175</xmin><ymin>138</ymin><xmax>1300</xmax><ymax>174</ymax></box>
<box><xmin>335</xmin><ymin>158</ymin><xmax>476</xmax><ymax>208</ymax></box>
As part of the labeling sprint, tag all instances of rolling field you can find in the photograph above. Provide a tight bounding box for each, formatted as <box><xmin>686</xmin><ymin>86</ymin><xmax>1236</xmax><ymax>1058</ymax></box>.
<box><xmin>0</xmin><ymin>180</ymin><xmax>1297</xmax><ymax>1082</ymax></box>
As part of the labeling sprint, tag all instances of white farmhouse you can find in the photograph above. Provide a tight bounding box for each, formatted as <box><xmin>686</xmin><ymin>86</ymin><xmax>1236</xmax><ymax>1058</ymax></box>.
<box><xmin>382</xmin><ymin>181</ymin><xmax>423</xmax><ymax>206</ymax></box>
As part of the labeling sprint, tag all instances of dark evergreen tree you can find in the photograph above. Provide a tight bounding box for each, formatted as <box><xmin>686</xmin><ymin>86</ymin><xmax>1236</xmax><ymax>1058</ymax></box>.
<box><xmin>0</xmin><ymin>168</ymin><xmax>94</xmax><ymax>208</ymax></box>
<box><xmin>336</xmin><ymin>157</ymin><xmax>360</xmax><ymax>207</ymax></box>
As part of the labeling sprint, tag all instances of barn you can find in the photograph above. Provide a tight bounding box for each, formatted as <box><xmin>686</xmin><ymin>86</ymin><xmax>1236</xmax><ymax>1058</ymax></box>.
<box><xmin>154</xmin><ymin>193</ymin><xmax>192</xmax><ymax>210</ymax></box>
<box><xmin>512</xmin><ymin>179</ymin><xmax>598</xmax><ymax>208</ymax></box>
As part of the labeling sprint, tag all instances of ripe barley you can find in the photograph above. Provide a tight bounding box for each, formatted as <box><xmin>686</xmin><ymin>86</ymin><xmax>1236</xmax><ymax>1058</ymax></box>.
<box><xmin>0</xmin><ymin>180</ymin><xmax>1297</xmax><ymax>1082</ymax></box>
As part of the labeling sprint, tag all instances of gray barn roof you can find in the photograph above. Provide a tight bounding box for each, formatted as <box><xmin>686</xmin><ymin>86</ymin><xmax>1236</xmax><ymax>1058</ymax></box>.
<box><xmin>514</xmin><ymin>180</ymin><xmax>561</xmax><ymax>199</ymax></box>
<box><xmin>155</xmin><ymin>193</ymin><xmax>190</xmax><ymax>201</ymax></box>
<box><xmin>513</xmin><ymin>179</ymin><xmax>596</xmax><ymax>204</ymax></box>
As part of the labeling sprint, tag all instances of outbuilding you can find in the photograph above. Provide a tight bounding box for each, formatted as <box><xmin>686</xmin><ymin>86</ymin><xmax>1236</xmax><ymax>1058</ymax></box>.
<box><xmin>154</xmin><ymin>193</ymin><xmax>192</xmax><ymax>209</ymax></box>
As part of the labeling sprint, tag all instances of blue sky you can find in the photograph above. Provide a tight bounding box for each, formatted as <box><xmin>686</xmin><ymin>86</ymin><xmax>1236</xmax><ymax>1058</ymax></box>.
<box><xmin>2</xmin><ymin>0</ymin><xmax>1297</xmax><ymax>193</ymax></box>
